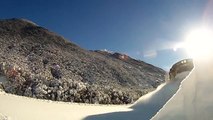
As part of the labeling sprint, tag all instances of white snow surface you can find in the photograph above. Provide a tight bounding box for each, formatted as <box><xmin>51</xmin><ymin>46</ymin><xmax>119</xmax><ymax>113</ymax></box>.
<box><xmin>0</xmin><ymin>71</ymin><xmax>190</xmax><ymax>120</ymax></box>
<box><xmin>0</xmin><ymin>91</ymin><xmax>131</xmax><ymax>120</ymax></box>
<box><xmin>152</xmin><ymin>60</ymin><xmax>213</xmax><ymax>120</ymax></box>
<box><xmin>0</xmin><ymin>113</ymin><xmax>8</xmax><ymax>120</ymax></box>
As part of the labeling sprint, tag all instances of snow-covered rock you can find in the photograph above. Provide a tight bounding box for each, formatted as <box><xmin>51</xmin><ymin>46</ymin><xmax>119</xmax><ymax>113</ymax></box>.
<box><xmin>0</xmin><ymin>18</ymin><xmax>166</xmax><ymax>104</ymax></box>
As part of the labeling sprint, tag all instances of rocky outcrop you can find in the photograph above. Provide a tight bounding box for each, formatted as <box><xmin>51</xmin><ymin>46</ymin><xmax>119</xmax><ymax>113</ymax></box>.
<box><xmin>111</xmin><ymin>53</ymin><xmax>129</xmax><ymax>60</ymax></box>
<box><xmin>169</xmin><ymin>59</ymin><xmax>194</xmax><ymax>80</ymax></box>
<box><xmin>0</xmin><ymin>18</ymin><xmax>166</xmax><ymax>104</ymax></box>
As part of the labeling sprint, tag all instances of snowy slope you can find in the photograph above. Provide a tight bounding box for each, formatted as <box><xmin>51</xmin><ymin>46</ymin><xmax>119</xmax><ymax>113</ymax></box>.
<box><xmin>84</xmin><ymin>71</ymin><xmax>190</xmax><ymax>120</ymax></box>
<box><xmin>0</xmin><ymin>18</ymin><xmax>166</xmax><ymax>104</ymax></box>
<box><xmin>0</xmin><ymin>71</ymin><xmax>189</xmax><ymax>120</ymax></box>
<box><xmin>0</xmin><ymin>91</ymin><xmax>131</xmax><ymax>120</ymax></box>
<box><xmin>152</xmin><ymin>60</ymin><xmax>213</xmax><ymax>120</ymax></box>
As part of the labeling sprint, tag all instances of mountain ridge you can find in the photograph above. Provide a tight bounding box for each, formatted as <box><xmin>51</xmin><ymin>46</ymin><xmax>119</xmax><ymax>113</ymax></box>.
<box><xmin>0</xmin><ymin>18</ymin><xmax>166</xmax><ymax>104</ymax></box>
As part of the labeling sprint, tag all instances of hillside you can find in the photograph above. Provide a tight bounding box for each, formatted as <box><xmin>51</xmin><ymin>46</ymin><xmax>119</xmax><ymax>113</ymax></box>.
<box><xmin>0</xmin><ymin>18</ymin><xmax>166</xmax><ymax>104</ymax></box>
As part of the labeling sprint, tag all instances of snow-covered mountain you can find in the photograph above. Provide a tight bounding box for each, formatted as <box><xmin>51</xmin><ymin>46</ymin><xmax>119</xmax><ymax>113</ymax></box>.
<box><xmin>0</xmin><ymin>18</ymin><xmax>165</xmax><ymax>104</ymax></box>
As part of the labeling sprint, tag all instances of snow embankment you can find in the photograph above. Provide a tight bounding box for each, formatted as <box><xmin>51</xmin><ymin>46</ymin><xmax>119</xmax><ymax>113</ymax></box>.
<box><xmin>152</xmin><ymin>60</ymin><xmax>213</xmax><ymax>120</ymax></box>
<box><xmin>0</xmin><ymin>88</ymin><xmax>131</xmax><ymax>120</ymax></box>
<box><xmin>83</xmin><ymin>71</ymin><xmax>190</xmax><ymax>120</ymax></box>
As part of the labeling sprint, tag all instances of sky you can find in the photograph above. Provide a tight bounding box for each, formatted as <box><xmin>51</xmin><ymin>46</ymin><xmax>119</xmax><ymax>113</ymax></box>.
<box><xmin>0</xmin><ymin>0</ymin><xmax>212</xmax><ymax>70</ymax></box>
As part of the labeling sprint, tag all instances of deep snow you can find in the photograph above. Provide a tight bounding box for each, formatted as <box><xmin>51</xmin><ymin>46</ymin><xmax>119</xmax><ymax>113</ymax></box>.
<box><xmin>151</xmin><ymin>60</ymin><xmax>213</xmax><ymax>120</ymax></box>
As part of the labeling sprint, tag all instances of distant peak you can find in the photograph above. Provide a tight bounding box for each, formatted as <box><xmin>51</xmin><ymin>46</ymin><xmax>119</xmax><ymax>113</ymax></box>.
<box><xmin>94</xmin><ymin>50</ymin><xmax>130</xmax><ymax>60</ymax></box>
<box><xmin>100</xmin><ymin>49</ymin><xmax>114</xmax><ymax>53</ymax></box>
<box><xmin>93</xmin><ymin>49</ymin><xmax>113</xmax><ymax>54</ymax></box>
<box><xmin>112</xmin><ymin>52</ymin><xmax>130</xmax><ymax>60</ymax></box>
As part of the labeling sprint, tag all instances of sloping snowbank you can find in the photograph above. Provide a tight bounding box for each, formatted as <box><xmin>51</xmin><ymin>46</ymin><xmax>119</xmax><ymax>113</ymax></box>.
<box><xmin>152</xmin><ymin>60</ymin><xmax>213</xmax><ymax>120</ymax></box>
<box><xmin>84</xmin><ymin>71</ymin><xmax>190</xmax><ymax>120</ymax></box>
<box><xmin>0</xmin><ymin>91</ymin><xmax>131</xmax><ymax>120</ymax></box>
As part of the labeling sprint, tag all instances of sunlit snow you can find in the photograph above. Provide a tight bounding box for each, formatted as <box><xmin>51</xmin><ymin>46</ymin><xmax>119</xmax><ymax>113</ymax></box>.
<box><xmin>152</xmin><ymin>60</ymin><xmax>213</xmax><ymax>120</ymax></box>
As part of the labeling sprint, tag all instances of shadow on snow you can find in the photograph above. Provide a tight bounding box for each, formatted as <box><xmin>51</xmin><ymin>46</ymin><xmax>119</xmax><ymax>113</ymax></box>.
<box><xmin>84</xmin><ymin>77</ymin><xmax>185</xmax><ymax>120</ymax></box>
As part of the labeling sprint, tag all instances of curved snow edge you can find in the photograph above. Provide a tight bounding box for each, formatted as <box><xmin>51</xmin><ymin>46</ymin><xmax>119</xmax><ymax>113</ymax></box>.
<box><xmin>150</xmin><ymin>69</ymin><xmax>194</xmax><ymax>119</ymax></box>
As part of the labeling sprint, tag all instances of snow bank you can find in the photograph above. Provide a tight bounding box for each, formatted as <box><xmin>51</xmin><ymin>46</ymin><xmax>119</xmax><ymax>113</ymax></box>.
<box><xmin>84</xmin><ymin>71</ymin><xmax>190</xmax><ymax>120</ymax></box>
<box><xmin>0</xmin><ymin>90</ymin><xmax>131</xmax><ymax>120</ymax></box>
<box><xmin>152</xmin><ymin>60</ymin><xmax>213</xmax><ymax>120</ymax></box>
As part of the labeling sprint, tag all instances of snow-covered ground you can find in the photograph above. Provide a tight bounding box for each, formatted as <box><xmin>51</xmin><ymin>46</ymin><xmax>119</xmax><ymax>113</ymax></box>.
<box><xmin>0</xmin><ymin>91</ymin><xmax>131</xmax><ymax>120</ymax></box>
<box><xmin>0</xmin><ymin>71</ymin><xmax>189</xmax><ymax>120</ymax></box>
<box><xmin>84</xmin><ymin>71</ymin><xmax>190</xmax><ymax>120</ymax></box>
<box><xmin>151</xmin><ymin>60</ymin><xmax>213</xmax><ymax>120</ymax></box>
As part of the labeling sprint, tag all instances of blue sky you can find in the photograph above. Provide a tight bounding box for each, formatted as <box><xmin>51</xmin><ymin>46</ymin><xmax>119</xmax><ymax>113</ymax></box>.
<box><xmin>0</xmin><ymin>0</ymin><xmax>210</xmax><ymax>70</ymax></box>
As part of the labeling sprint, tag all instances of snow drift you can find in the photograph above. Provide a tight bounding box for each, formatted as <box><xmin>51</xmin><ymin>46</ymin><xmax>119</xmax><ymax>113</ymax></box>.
<box><xmin>84</xmin><ymin>71</ymin><xmax>190</xmax><ymax>120</ymax></box>
<box><xmin>152</xmin><ymin>59</ymin><xmax>213</xmax><ymax>120</ymax></box>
